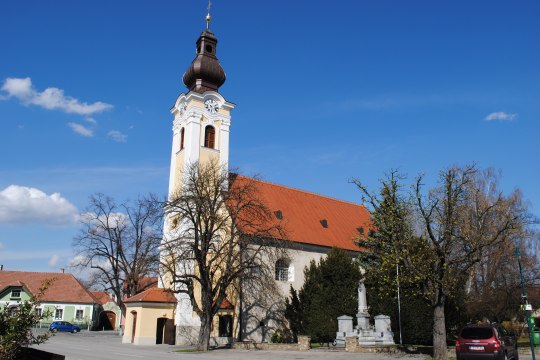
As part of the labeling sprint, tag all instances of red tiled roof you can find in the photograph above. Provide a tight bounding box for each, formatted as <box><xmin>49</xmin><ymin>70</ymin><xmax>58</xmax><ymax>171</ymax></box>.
<box><xmin>229</xmin><ymin>175</ymin><xmax>371</xmax><ymax>252</ymax></box>
<box><xmin>137</xmin><ymin>276</ymin><xmax>158</xmax><ymax>291</ymax></box>
<box><xmin>124</xmin><ymin>288</ymin><xmax>177</xmax><ymax>304</ymax></box>
<box><xmin>219</xmin><ymin>297</ymin><xmax>234</xmax><ymax>310</ymax></box>
<box><xmin>91</xmin><ymin>291</ymin><xmax>114</xmax><ymax>305</ymax></box>
<box><xmin>122</xmin><ymin>276</ymin><xmax>158</xmax><ymax>294</ymax></box>
<box><xmin>0</xmin><ymin>271</ymin><xmax>97</xmax><ymax>304</ymax></box>
<box><xmin>5</xmin><ymin>280</ymin><xmax>26</xmax><ymax>287</ymax></box>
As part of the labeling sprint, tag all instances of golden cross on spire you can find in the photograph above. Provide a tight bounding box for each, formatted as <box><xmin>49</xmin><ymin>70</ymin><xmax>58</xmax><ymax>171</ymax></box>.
<box><xmin>206</xmin><ymin>0</ymin><xmax>212</xmax><ymax>30</ymax></box>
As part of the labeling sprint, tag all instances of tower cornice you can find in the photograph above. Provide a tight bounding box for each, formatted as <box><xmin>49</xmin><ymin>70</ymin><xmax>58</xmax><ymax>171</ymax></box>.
<box><xmin>171</xmin><ymin>91</ymin><xmax>236</xmax><ymax>118</ymax></box>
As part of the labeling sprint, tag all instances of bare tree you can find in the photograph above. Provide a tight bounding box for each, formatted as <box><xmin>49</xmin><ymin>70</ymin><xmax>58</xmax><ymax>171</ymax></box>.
<box><xmin>413</xmin><ymin>166</ymin><xmax>531</xmax><ymax>360</ymax></box>
<box><xmin>72</xmin><ymin>194</ymin><xmax>162</xmax><ymax>320</ymax></box>
<box><xmin>160</xmin><ymin>160</ymin><xmax>285</xmax><ymax>351</ymax></box>
<box><xmin>355</xmin><ymin>166</ymin><xmax>534</xmax><ymax>360</ymax></box>
<box><xmin>465</xmin><ymin>169</ymin><xmax>539</xmax><ymax>322</ymax></box>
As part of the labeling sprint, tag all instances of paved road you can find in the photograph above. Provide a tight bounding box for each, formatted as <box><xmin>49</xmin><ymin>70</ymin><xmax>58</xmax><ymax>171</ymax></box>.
<box><xmin>32</xmin><ymin>331</ymin><xmax>540</xmax><ymax>360</ymax></box>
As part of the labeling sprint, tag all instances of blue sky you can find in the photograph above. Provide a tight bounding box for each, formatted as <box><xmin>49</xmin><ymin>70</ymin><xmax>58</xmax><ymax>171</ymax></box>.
<box><xmin>1</xmin><ymin>0</ymin><xmax>539</xmax><ymax>273</ymax></box>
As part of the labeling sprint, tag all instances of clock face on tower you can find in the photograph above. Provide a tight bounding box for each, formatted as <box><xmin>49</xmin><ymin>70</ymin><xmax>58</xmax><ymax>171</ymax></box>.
<box><xmin>204</xmin><ymin>99</ymin><xmax>220</xmax><ymax>114</ymax></box>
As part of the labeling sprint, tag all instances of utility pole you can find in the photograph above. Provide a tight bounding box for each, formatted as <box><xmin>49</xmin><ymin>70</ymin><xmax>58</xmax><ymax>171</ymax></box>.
<box><xmin>515</xmin><ymin>248</ymin><xmax>536</xmax><ymax>360</ymax></box>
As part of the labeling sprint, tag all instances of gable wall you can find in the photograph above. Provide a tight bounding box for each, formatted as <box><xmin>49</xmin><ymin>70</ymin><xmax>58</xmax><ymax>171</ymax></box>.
<box><xmin>0</xmin><ymin>288</ymin><xmax>31</xmax><ymax>303</ymax></box>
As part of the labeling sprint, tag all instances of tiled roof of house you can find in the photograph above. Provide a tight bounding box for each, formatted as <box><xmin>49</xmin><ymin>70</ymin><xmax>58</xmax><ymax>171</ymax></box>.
<box><xmin>218</xmin><ymin>297</ymin><xmax>234</xmax><ymax>310</ymax></box>
<box><xmin>230</xmin><ymin>175</ymin><xmax>372</xmax><ymax>252</ymax></box>
<box><xmin>0</xmin><ymin>271</ymin><xmax>97</xmax><ymax>304</ymax></box>
<box><xmin>124</xmin><ymin>288</ymin><xmax>177</xmax><ymax>304</ymax></box>
<box><xmin>91</xmin><ymin>291</ymin><xmax>114</xmax><ymax>305</ymax></box>
<box><xmin>136</xmin><ymin>276</ymin><xmax>158</xmax><ymax>291</ymax></box>
<box><xmin>121</xmin><ymin>276</ymin><xmax>158</xmax><ymax>296</ymax></box>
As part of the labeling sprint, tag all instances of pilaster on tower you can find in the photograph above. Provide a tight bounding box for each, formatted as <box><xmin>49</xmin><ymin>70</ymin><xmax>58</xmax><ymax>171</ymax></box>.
<box><xmin>168</xmin><ymin>23</ymin><xmax>235</xmax><ymax>197</ymax></box>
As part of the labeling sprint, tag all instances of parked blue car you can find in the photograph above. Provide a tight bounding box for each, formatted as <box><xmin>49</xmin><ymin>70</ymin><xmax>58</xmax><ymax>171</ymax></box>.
<box><xmin>49</xmin><ymin>321</ymin><xmax>81</xmax><ymax>333</ymax></box>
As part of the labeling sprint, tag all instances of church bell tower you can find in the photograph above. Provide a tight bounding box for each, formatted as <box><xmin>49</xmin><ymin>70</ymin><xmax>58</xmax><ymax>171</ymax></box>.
<box><xmin>168</xmin><ymin>13</ymin><xmax>235</xmax><ymax>195</ymax></box>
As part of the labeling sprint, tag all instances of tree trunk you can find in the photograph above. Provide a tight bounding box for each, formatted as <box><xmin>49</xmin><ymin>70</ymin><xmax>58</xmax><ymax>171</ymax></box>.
<box><xmin>197</xmin><ymin>312</ymin><xmax>212</xmax><ymax>351</ymax></box>
<box><xmin>433</xmin><ymin>297</ymin><xmax>448</xmax><ymax>360</ymax></box>
<box><xmin>119</xmin><ymin>305</ymin><xmax>127</xmax><ymax>335</ymax></box>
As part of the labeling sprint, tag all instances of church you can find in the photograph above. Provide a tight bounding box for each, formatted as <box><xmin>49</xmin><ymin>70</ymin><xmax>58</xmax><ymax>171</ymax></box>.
<box><xmin>121</xmin><ymin>12</ymin><xmax>372</xmax><ymax>347</ymax></box>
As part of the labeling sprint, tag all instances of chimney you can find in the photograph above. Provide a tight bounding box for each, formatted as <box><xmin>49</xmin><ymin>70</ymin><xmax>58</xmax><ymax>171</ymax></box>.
<box><xmin>60</xmin><ymin>268</ymin><xmax>65</xmax><ymax>273</ymax></box>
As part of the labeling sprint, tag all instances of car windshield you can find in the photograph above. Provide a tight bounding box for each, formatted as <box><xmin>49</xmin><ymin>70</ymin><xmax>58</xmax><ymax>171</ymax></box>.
<box><xmin>461</xmin><ymin>327</ymin><xmax>493</xmax><ymax>339</ymax></box>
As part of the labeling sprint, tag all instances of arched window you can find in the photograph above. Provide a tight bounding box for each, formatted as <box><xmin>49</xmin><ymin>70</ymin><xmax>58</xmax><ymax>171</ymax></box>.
<box><xmin>275</xmin><ymin>259</ymin><xmax>289</xmax><ymax>282</ymax></box>
<box><xmin>204</xmin><ymin>125</ymin><xmax>215</xmax><ymax>149</ymax></box>
<box><xmin>180</xmin><ymin>128</ymin><xmax>185</xmax><ymax>150</ymax></box>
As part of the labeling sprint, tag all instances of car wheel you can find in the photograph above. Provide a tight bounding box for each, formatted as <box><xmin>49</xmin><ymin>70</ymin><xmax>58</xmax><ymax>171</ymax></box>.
<box><xmin>72</xmin><ymin>328</ymin><xmax>78</xmax><ymax>333</ymax></box>
<box><xmin>332</xmin><ymin>340</ymin><xmax>337</xmax><ymax>347</ymax></box>
<box><xmin>51</xmin><ymin>329</ymin><xmax>57</xmax><ymax>333</ymax></box>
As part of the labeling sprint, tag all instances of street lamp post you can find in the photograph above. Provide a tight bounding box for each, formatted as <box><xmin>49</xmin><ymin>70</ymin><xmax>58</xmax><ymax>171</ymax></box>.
<box><xmin>396</xmin><ymin>262</ymin><xmax>403</xmax><ymax>345</ymax></box>
<box><xmin>515</xmin><ymin>248</ymin><xmax>536</xmax><ymax>360</ymax></box>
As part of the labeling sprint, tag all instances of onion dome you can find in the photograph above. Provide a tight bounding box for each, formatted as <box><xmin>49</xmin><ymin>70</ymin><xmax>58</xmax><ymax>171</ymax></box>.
<box><xmin>182</xmin><ymin>28</ymin><xmax>226</xmax><ymax>93</ymax></box>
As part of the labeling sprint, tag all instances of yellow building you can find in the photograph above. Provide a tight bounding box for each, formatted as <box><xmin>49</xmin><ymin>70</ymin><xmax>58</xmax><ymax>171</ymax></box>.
<box><xmin>123</xmin><ymin>288</ymin><xmax>177</xmax><ymax>345</ymax></box>
<box><xmin>123</xmin><ymin>12</ymin><xmax>372</xmax><ymax>347</ymax></box>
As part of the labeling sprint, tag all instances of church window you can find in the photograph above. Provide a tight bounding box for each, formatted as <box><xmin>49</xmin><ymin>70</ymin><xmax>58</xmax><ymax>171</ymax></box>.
<box><xmin>180</xmin><ymin>128</ymin><xmax>185</xmax><ymax>150</ymax></box>
<box><xmin>204</xmin><ymin>125</ymin><xmax>215</xmax><ymax>149</ymax></box>
<box><xmin>275</xmin><ymin>259</ymin><xmax>289</xmax><ymax>282</ymax></box>
<box><xmin>170</xmin><ymin>216</ymin><xmax>179</xmax><ymax>229</ymax></box>
<box><xmin>218</xmin><ymin>315</ymin><xmax>233</xmax><ymax>337</ymax></box>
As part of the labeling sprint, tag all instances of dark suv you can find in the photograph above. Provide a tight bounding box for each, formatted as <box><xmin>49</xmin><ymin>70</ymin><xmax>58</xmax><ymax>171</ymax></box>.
<box><xmin>456</xmin><ymin>324</ymin><xmax>518</xmax><ymax>360</ymax></box>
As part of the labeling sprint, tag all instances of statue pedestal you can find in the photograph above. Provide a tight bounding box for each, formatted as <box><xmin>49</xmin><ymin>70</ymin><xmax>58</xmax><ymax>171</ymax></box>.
<box><xmin>374</xmin><ymin>315</ymin><xmax>394</xmax><ymax>344</ymax></box>
<box><xmin>356</xmin><ymin>312</ymin><xmax>370</xmax><ymax>330</ymax></box>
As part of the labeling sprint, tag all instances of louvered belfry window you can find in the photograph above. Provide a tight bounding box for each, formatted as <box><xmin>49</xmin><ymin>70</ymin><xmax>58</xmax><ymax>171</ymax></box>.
<box><xmin>204</xmin><ymin>125</ymin><xmax>215</xmax><ymax>148</ymax></box>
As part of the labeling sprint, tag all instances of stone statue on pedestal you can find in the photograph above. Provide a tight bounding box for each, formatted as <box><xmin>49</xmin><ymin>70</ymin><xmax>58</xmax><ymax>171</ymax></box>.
<box><xmin>356</xmin><ymin>281</ymin><xmax>370</xmax><ymax>330</ymax></box>
<box><xmin>335</xmin><ymin>281</ymin><xmax>395</xmax><ymax>345</ymax></box>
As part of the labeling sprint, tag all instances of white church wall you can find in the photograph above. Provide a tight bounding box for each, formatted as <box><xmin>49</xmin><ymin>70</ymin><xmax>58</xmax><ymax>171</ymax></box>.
<box><xmin>241</xmin><ymin>243</ymin><xmax>344</xmax><ymax>343</ymax></box>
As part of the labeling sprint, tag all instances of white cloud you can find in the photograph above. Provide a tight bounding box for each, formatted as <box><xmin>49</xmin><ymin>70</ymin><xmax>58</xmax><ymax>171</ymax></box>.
<box><xmin>84</xmin><ymin>117</ymin><xmax>97</xmax><ymax>124</ymax></box>
<box><xmin>2</xmin><ymin>77</ymin><xmax>33</xmax><ymax>98</ymax></box>
<box><xmin>485</xmin><ymin>111</ymin><xmax>517</xmax><ymax>122</ymax></box>
<box><xmin>108</xmin><ymin>130</ymin><xmax>128</xmax><ymax>142</ymax></box>
<box><xmin>1</xmin><ymin>77</ymin><xmax>113</xmax><ymax>115</ymax></box>
<box><xmin>68</xmin><ymin>122</ymin><xmax>94</xmax><ymax>137</ymax></box>
<box><xmin>48</xmin><ymin>254</ymin><xmax>60</xmax><ymax>267</ymax></box>
<box><xmin>0</xmin><ymin>185</ymin><xmax>79</xmax><ymax>226</ymax></box>
<box><xmin>68</xmin><ymin>255</ymin><xmax>88</xmax><ymax>267</ymax></box>
<box><xmin>68</xmin><ymin>254</ymin><xmax>111</xmax><ymax>272</ymax></box>
<box><xmin>80</xmin><ymin>211</ymin><xmax>127</xmax><ymax>231</ymax></box>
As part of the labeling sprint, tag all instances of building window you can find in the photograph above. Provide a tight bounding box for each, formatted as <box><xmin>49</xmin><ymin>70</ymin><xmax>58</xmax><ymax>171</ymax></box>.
<box><xmin>204</xmin><ymin>125</ymin><xmax>215</xmax><ymax>149</ymax></box>
<box><xmin>170</xmin><ymin>216</ymin><xmax>179</xmax><ymax>229</ymax></box>
<box><xmin>54</xmin><ymin>309</ymin><xmax>63</xmax><ymax>320</ymax></box>
<box><xmin>35</xmin><ymin>308</ymin><xmax>42</xmax><ymax>317</ymax></box>
<box><xmin>11</xmin><ymin>289</ymin><xmax>21</xmax><ymax>299</ymax></box>
<box><xmin>275</xmin><ymin>259</ymin><xmax>289</xmax><ymax>282</ymax></box>
<box><xmin>7</xmin><ymin>305</ymin><xmax>19</xmax><ymax>315</ymax></box>
<box><xmin>218</xmin><ymin>315</ymin><xmax>233</xmax><ymax>337</ymax></box>
<box><xmin>75</xmin><ymin>310</ymin><xmax>84</xmax><ymax>320</ymax></box>
<box><xmin>180</xmin><ymin>128</ymin><xmax>185</xmax><ymax>150</ymax></box>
